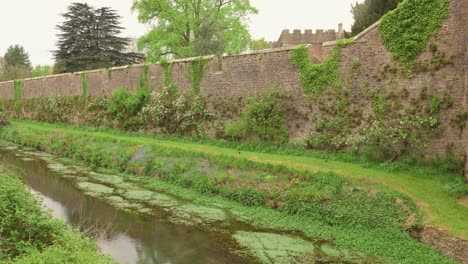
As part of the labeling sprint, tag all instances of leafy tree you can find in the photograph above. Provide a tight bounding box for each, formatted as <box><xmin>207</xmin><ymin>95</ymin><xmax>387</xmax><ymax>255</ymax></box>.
<box><xmin>3</xmin><ymin>45</ymin><xmax>32</xmax><ymax>70</ymax></box>
<box><xmin>31</xmin><ymin>65</ymin><xmax>53</xmax><ymax>78</ymax></box>
<box><xmin>132</xmin><ymin>0</ymin><xmax>258</xmax><ymax>61</ymax></box>
<box><xmin>249</xmin><ymin>38</ymin><xmax>270</xmax><ymax>51</ymax></box>
<box><xmin>350</xmin><ymin>0</ymin><xmax>400</xmax><ymax>36</ymax></box>
<box><xmin>0</xmin><ymin>46</ymin><xmax>32</xmax><ymax>81</ymax></box>
<box><xmin>0</xmin><ymin>66</ymin><xmax>31</xmax><ymax>81</ymax></box>
<box><xmin>53</xmin><ymin>3</ymin><xmax>143</xmax><ymax>73</ymax></box>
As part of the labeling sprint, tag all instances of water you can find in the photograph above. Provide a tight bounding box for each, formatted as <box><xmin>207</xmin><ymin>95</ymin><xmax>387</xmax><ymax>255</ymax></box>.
<box><xmin>0</xmin><ymin>149</ymin><xmax>249</xmax><ymax>264</ymax></box>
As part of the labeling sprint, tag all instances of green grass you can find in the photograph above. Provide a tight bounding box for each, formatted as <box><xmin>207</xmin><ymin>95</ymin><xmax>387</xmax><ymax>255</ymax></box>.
<box><xmin>1</xmin><ymin>120</ymin><xmax>463</xmax><ymax>263</ymax></box>
<box><xmin>0</xmin><ymin>166</ymin><xmax>115</xmax><ymax>264</ymax></box>
<box><xmin>3</xmin><ymin>120</ymin><xmax>467</xmax><ymax>239</ymax></box>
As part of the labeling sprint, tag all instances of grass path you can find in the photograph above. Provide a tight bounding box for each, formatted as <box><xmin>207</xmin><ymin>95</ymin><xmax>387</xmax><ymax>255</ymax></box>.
<box><xmin>11</xmin><ymin>120</ymin><xmax>468</xmax><ymax>238</ymax></box>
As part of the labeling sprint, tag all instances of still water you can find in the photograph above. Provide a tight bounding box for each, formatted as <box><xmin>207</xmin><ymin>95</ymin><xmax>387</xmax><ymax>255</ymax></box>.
<box><xmin>0</xmin><ymin>148</ymin><xmax>249</xmax><ymax>264</ymax></box>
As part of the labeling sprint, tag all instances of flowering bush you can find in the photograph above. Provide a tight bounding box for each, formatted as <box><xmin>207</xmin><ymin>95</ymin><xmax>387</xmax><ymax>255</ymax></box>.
<box><xmin>140</xmin><ymin>85</ymin><xmax>215</xmax><ymax>137</ymax></box>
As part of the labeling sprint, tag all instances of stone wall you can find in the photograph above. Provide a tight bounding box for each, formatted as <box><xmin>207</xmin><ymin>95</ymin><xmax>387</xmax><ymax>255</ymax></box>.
<box><xmin>321</xmin><ymin>0</ymin><xmax>467</xmax><ymax>170</ymax></box>
<box><xmin>0</xmin><ymin>0</ymin><xmax>466</xmax><ymax>177</ymax></box>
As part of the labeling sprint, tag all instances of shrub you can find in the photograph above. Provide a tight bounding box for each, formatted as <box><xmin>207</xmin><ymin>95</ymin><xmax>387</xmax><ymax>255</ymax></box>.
<box><xmin>140</xmin><ymin>85</ymin><xmax>215</xmax><ymax>137</ymax></box>
<box><xmin>224</xmin><ymin>86</ymin><xmax>289</xmax><ymax>144</ymax></box>
<box><xmin>107</xmin><ymin>87</ymin><xmax>149</xmax><ymax>129</ymax></box>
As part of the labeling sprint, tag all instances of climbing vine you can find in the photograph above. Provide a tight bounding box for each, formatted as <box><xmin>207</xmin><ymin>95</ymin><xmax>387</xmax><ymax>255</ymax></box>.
<box><xmin>189</xmin><ymin>57</ymin><xmax>210</xmax><ymax>95</ymax></box>
<box><xmin>380</xmin><ymin>0</ymin><xmax>450</xmax><ymax>64</ymax></box>
<box><xmin>79</xmin><ymin>73</ymin><xmax>88</xmax><ymax>98</ymax></box>
<box><xmin>290</xmin><ymin>39</ymin><xmax>354</xmax><ymax>96</ymax></box>
<box><xmin>290</xmin><ymin>45</ymin><xmax>340</xmax><ymax>95</ymax></box>
<box><xmin>138</xmin><ymin>64</ymin><xmax>150</xmax><ymax>90</ymax></box>
<box><xmin>13</xmin><ymin>80</ymin><xmax>22</xmax><ymax>104</ymax></box>
<box><xmin>160</xmin><ymin>58</ymin><xmax>173</xmax><ymax>86</ymax></box>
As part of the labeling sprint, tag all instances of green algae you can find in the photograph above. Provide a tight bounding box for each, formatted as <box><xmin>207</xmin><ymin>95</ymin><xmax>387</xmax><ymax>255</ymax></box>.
<box><xmin>47</xmin><ymin>163</ymin><xmax>76</xmax><ymax>174</ymax></box>
<box><xmin>113</xmin><ymin>181</ymin><xmax>140</xmax><ymax>190</ymax></box>
<box><xmin>233</xmin><ymin>231</ymin><xmax>316</xmax><ymax>264</ymax></box>
<box><xmin>123</xmin><ymin>190</ymin><xmax>155</xmax><ymax>201</ymax></box>
<box><xmin>170</xmin><ymin>203</ymin><xmax>227</xmax><ymax>225</ymax></box>
<box><xmin>147</xmin><ymin>193</ymin><xmax>180</xmax><ymax>208</ymax></box>
<box><xmin>89</xmin><ymin>172</ymin><xmax>124</xmax><ymax>185</ymax></box>
<box><xmin>105</xmin><ymin>196</ymin><xmax>125</xmax><ymax>204</ymax></box>
<box><xmin>137</xmin><ymin>208</ymin><xmax>154</xmax><ymax>214</ymax></box>
<box><xmin>77</xmin><ymin>182</ymin><xmax>114</xmax><ymax>196</ymax></box>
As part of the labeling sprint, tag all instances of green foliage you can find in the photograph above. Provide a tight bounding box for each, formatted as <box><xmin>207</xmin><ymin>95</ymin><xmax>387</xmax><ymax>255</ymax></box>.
<box><xmin>249</xmin><ymin>38</ymin><xmax>270</xmax><ymax>51</ymax></box>
<box><xmin>306</xmin><ymin>89</ymin><xmax>361</xmax><ymax>152</ymax></box>
<box><xmin>79</xmin><ymin>73</ymin><xmax>88</xmax><ymax>98</ymax></box>
<box><xmin>189</xmin><ymin>57</ymin><xmax>210</xmax><ymax>95</ymax></box>
<box><xmin>443</xmin><ymin>177</ymin><xmax>468</xmax><ymax>198</ymax></box>
<box><xmin>53</xmin><ymin>3</ymin><xmax>143</xmax><ymax>73</ymax></box>
<box><xmin>290</xmin><ymin>45</ymin><xmax>341</xmax><ymax>95</ymax></box>
<box><xmin>380</xmin><ymin>0</ymin><xmax>450</xmax><ymax>64</ymax></box>
<box><xmin>359</xmin><ymin>90</ymin><xmax>441</xmax><ymax>160</ymax></box>
<box><xmin>1</xmin><ymin>124</ymin><xmax>421</xmax><ymax>233</ymax></box>
<box><xmin>351</xmin><ymin>59</ymin><xmax>361</xmax><ymax>69</ymax></box>
<box><xmin>451</xmin><ymin>111</ymin><xmax>468</xmax><ymax>130</ymax></box>
<box><xmin>140</xmin><ymin>85</ymin><xmax>214</xmax><ymax>136</ymax></box>
<box><xmin>0</xmin><ymin>65</ymin><xmax>31</xmax><ymax>82</ymax></box>
<box><xmin>3</xmin><ymin>45</ymin><xmax>32</xmax><ymax>70</ymax></box>
<box><xmin>225</xmin><ymin>86</ymin><xmax>289</xmax><ymax>143</ymax></box>
<box><xmin>160</xmin><ymin>58</ymin><xmax>173</xmax><ymax>86</ymax></box>
<box><xmin>350</xmin><ymin>0</ymin><xmax>399</xmax><ymax>36</ymax></box>
<box><xmin>0</xmin><ymin>168</ymin><xmax>114</xmax><ymax>263</ymax></box>
<box><xmin>138</xmin><ymin>64</ymin><xmax>150</xmax><ymax>90</ymax></box>
<box><xmin>132</xmin><ymin>0</ymin><xmax>258</xmax><ymax>61</ymax></box>
<box><xmin>13</xmin><ymin>80</ymin><xmax>22</xmax><ymax>104</ymax></box>
<box><xmin>108</xmin><ymin>87</ymin><xmax>149</xmax><ymax>130</ymax></box>
<box><xmin>223</xmin><ymin>187</ymin><xmax>266</xmax><ymax>207</ymax></box>
<box><xmin>31</xmin><ymin>65</ymin><xmax>53</xmax><ymax>78</ymax></box>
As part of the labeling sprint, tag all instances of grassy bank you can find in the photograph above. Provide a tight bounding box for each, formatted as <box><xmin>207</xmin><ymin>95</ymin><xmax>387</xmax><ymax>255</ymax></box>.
<box><xmin>0</xmin><ymin>120</ymin><xmax>461</xmax><ymax>263</ymax></box>
<box><xmin>6</xmin><ymin>120</ymin><xmax>468</xmax><ymax>238</ymax></box>
<box><xmin>0</xmin><ymin>166</ymin><xmax>115</xmax><ymax>264</ymax></box>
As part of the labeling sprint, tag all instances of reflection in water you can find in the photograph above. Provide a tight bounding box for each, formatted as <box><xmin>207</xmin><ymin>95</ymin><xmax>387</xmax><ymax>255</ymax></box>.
<box><xmin>0</xmin><ymin>150</ymin><xmax>247</xmax><ymax>264</ymax></box>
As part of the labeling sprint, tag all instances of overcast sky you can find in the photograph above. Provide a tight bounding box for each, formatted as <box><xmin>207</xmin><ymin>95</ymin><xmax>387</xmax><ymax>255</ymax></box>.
<box><xmin>0</xmin><ymin>0</ymin><xmax>359</xmax><ymax>66</ymax></box>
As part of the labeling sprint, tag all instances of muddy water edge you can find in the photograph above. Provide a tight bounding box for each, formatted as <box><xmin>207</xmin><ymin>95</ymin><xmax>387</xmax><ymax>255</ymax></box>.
<box><xmin>0</xmin><ymin>142</ymin><xmax>374</xmax><ymax>264</ymax></box>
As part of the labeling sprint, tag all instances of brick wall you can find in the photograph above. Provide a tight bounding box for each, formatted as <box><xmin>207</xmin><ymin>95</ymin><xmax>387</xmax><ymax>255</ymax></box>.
<box><xmin>0</xmin><ymin>0</ymin><xmax>466</xmax><ymax>178</ymax></box>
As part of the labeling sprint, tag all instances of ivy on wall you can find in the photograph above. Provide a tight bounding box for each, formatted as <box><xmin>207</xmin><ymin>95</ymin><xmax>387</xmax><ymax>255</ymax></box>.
<box><xmin>290</xmin><ymin>46</ymin><xmax>340</xmax><ymax>95</ymax></box>
<box><xmin>160</xmin><ymin>58</ymin><xmax>173</xmax><ymax>86</ymax></box>
<box><xmin>138</xmin><ymin>64</ymin><xmax>150</xmax><ymax>91</ymax></box>
<box><xmin>13</xmin><ymin>80</ymin><xmax>22</xmax><ymax>104</ymax></box>
<box><xmin>189</xmin><ymin>57</ymin><xmax>210</xmax><ymax>95</ymax></box>
<box><xmin>79</xmin><ymin>73</ymin><xmax>88</xmax><ymax>98</ymax></box>
<box><xmin>290</xmin><ymin>39</ymin><xmax>354</xmax><ymax>96</ymax></box>
<box><xmin>380</xmin><ymin>0</ymin><xmax>450</xmax><ymax>64</ymax></box>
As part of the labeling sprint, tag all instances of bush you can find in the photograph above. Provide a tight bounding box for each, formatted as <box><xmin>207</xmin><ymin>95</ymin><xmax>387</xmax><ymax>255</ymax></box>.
<box><xmin>224</xmin><ymin>86</ymin><xmax>289</xmax><ymax>144</ymax></box>
<box><xmin>140</xmin><ymin>85</ymin><xmax>214</xmax><ymax>136</ymax></box>
<box><xmin>108</xmin><ymin>87</ymin><xmax>149</xmax><ymax>130</ymax></box>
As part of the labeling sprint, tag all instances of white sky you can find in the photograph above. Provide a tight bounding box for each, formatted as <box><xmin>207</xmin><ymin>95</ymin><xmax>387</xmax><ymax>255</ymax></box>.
<box><xmin>0</xmin><ymin>0</ymin><xmax>359</xmax><ymax>66</ymax></box>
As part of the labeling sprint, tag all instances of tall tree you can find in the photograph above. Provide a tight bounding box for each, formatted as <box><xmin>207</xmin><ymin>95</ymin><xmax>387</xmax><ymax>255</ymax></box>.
<box><xmin>4</xmin><ymin>45</ymin><xmax>32</xmax><ymax>70</ymax></box>
<box><xmin>53</xmin><ymin>3</ymin><xmax>143</xmax><ymax>73</ymax></box>
<box><xmin>132</xmin><ymin>0</ymin><xmax>257</xmax><ymax>62</ymax></box>
<box><xmin>0</xmin><ymin>46</ymin><xmax>32</xmax><ymax>81</ymax></box>
<box><xmin>350</xmin><ymin>0</ymin><xmax>400</xmax><ymax>36</ymax></box>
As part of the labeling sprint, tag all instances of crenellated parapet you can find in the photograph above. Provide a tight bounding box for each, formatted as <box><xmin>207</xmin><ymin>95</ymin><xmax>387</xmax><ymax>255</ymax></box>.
<box><xmin>272</xmin><ymin>23</ymin><xmax>344</xmax><ymax>48</ymax></box>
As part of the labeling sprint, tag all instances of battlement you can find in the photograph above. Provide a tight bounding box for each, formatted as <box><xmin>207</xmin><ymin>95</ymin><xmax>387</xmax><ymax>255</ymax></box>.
<box><xmin>272</xmin><ymin>23</ymin><xmax>344</xmax><ymax>48</ymax></box>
